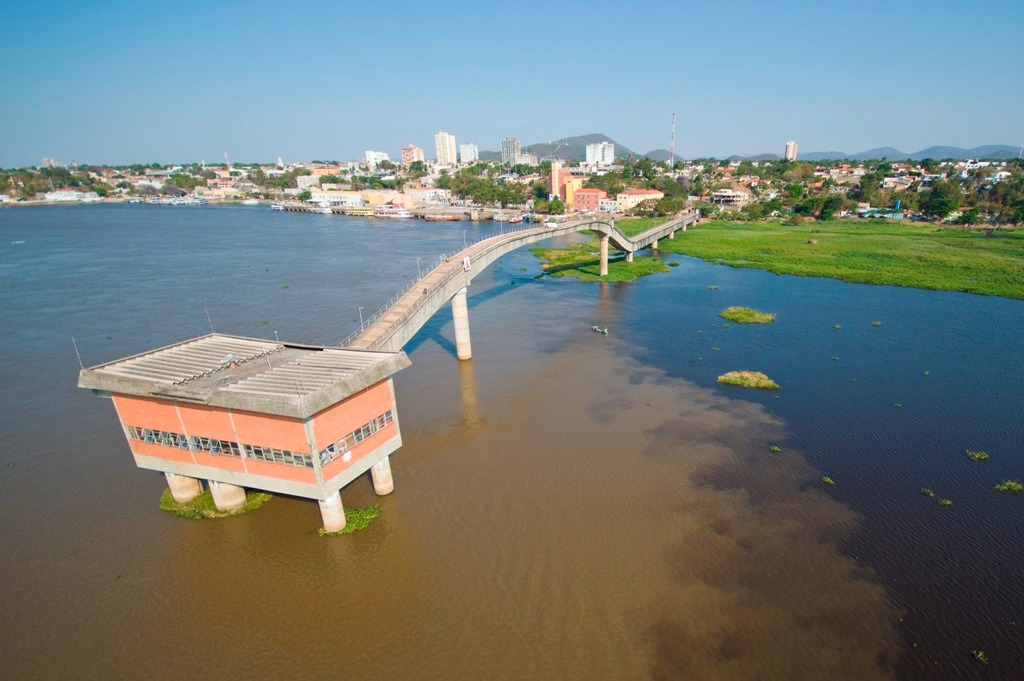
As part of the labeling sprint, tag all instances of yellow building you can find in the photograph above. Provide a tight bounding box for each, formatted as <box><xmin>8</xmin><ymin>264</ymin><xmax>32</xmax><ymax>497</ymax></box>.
<box><xmin>563</xmin><ymin>177</ymin><xmax>585</xmax><ymax>210</ymax></box>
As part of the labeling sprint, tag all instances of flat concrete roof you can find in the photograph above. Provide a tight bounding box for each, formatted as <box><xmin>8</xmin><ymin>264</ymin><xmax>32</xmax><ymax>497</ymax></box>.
<box><xmin>78</xmin><ymin>333</ymin><xmax>410</xmax><ymax>418</ymax></box>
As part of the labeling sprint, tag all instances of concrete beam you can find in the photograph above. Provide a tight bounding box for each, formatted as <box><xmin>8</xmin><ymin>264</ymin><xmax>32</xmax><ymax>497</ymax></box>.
<box><xmin>600</xmin><ymin>236</ymin><xmax>609</xmax><ymax>276</ymax></box>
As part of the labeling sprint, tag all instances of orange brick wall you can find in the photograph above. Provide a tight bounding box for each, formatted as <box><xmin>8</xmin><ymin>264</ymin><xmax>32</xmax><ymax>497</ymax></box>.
<box><xmin>229</xmin><ymin>410</ymin><xmax>309</xmax><ymax>453</ymax></box>
<box><xmin>114</xmin><ymin>395</ymin><xmax>183</xmax><ymax>433</ymax></box>
<box><xmin>311</xmin><ymin>380</ymin><xmax>395</xmax><ymax>448</ymax></box>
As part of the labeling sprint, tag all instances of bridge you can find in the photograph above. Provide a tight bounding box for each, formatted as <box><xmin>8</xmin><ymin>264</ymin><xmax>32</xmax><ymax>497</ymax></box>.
<box><xmin>343</xmin><ymin>211</ymin><xmax>699</xmax><ymax>358</ymax></box>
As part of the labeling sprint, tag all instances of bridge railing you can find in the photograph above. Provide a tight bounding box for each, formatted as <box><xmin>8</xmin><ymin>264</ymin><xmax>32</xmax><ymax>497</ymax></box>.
<box><xmin>338</xmin><ymin>222</ymin><xmax>541</xmax><ymax>347</ymax></box>
<box><xmin>340</xmin><ymin>212</ymin><xmax>696</xmax><ymax>349</ymax></box>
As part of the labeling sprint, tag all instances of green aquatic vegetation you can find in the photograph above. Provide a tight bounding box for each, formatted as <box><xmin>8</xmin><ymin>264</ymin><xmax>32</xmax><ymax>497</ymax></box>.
<box><xmin>832</xmin><ymin>357</ymin><xmax>839</xmax><ymax>361</ymax></box>
<box><xmin>318</xmin><ymin>504</ymin><xmax>382</xmax><ymax>536</ymax></box>
<box><xmin>531</xmin><ymin>242</ymin><xmax>670</xmax><ymax>282</ymax></box>
<box><xmin>971</xmin><ymin>650</ymin><xmax>989</xmax><ymax>665</ymax></box>
<box><xmin>922</xmin><ymin>370</ymin><xmax>930</xmax><ymax>376</ymax></box>
<box><xmin>668</xmin><ymin>261</ymin><xmax>679</xmax><ymax>267</ymax></box>
<box><xmin>894</xmin><ymin>403</ymin><xmax>903</xmax><ymax>408</ymax></box>
<box><xmin>939</xmin><ymin>498</ymin><xmax>953</xmax><ymax>507</ymax></box>
<box><xmin>708</xmin><ymin>285</ymin><xmax>718</xmax><ymax>290</ymax></box>
<box><xmin>711</xmin><ymin>347</ymin><xmax>720</xmax><ymax>351</ymax></box>
<box><xmin>718</xmin><ymin>306</ymin><xmax>776</xmax><ymax>324</ymax></box>
<box><xmin>833</xmin><ymin>324</ymin><xmax>842</xmax><ymax>330</ymax></box>
<box><xmin>770</xmin><ymin>445</ymin><xmax>781</xmax><ymax>452</ymax></box>
<box><xmin>921</xmin><ymin>488</ymin><xmax>936</xmax><ymax>498</ymax></box>
<box><xmin>821</xmin><ymin>476</ymin><xmax>835</xmax><ymax>486</ymax></box>
<box><xmin>871</xmin><ymin>321</ymin><xmax>882</xmax><ymax>327</ymax></box>
<box><xmin>159</xmin><ymin>489</ymin><xmax>272</xmax><ymax>519</ymax></box>
<box><xmin>994</xmin><ymin>480</ymin><xmax>1023</xmax><ymax>493</ymax></box>
<box><xmin>654</xmin><ymin>219</ymin><xmax>1024</xmax><ymax>300</ymax></box>
<box><xmin>717</xmin><ymin>371</ymin><xmax>779</xmax><ymax>390</ymax></box>
<box><xmin>966</xmin><ymin>450</ymin><xmax>989</xmax><ymax>462</ymax></box>
<box><xmin>615</xmin><ymin>217</ymin><xmax>667</xmax><ymax>237</ymax></box>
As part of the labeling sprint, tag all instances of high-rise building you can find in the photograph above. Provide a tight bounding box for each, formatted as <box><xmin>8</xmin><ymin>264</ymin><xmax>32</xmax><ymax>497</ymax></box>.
<box><xmin>365</xmin><ymin>150</ymin><xmax>390</xmax><ymax>166</ymax></box>
<box><xmin>501</xmin><ymin>138</ymin><xmax>521</xmax><ymax>165</ymax></box>
<box><xmin>549</xmin><ymin>161</ymin><xmax>563</xmax><ymax>197</ymax></box>
<box><xmin>785</xmin><ymin>141</ymin><xmax>798</xmax><ymax>161</ymax></box>
<box><xmin>434</xmin><ymin>131</ymin><xmax>457</xmax><ymax>166</ymax></box>
<box><xmin>459</xmin><ymin>143</ymin><xmax>478</xmax><ymax>164</ymax></box>
<box><xmin>401</xmin><ymin>144</ymin><xmax>425</xmax><ymax>168</ymax></box>
<box><xmin>586</xmin><ymin>142</ymin><xmax>615</xmax><ymax>166</ymax></box>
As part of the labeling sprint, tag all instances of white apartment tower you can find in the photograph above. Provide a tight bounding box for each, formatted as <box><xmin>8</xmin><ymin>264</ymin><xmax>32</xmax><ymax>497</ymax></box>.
<box><xmin>459</xmin><ymin>143</ymin><xmax>479</xmax><ymax>164</ymax></box>
<box><xmin>785</xmin><ymin>140</ymin><xmax>798</xmax><ymax>161</ymax></box>
<box><xmin>365</xmin><ymin>150</ymin><xmax>391</xmax><ymax>166</ymax></box>
<box><xmin>501</xmin><ymin>137</ymin><xmax>521</xmax><ymax>165</ymax></box>
<box><xmin>586</xmin><ymin>142</ymin><xmax>615</xmax><ymax>166</ymax></box>
<box><xmin>434</xmin><ymin>131</ymin><xmax>457</xmax><ymax>166</ymax></box>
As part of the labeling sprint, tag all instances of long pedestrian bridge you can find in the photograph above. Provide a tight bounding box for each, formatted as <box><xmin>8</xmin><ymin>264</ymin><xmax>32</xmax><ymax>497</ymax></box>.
<box><xmin>344</xmin><ymin>211</ymin><xmax>699</xmax><ymax>358</ymax></box>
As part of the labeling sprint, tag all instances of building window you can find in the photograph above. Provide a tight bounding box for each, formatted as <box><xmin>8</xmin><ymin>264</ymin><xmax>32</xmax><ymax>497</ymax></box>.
<box><xmin>125</xmin><ymin>426</ymin><xmax>308</xmax><ymax>468</ymax></box>
<box><xmin>318</xmin><ymin>410</ymin><xmax>394</xmax><ymax>467</ymax></box>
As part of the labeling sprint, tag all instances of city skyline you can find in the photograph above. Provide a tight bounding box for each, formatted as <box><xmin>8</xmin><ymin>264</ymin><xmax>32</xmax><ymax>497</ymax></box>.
<box><xmin>1</xmin><ymin>0</ymin><xmax>1022</xmax><ymax>168</ymax></box>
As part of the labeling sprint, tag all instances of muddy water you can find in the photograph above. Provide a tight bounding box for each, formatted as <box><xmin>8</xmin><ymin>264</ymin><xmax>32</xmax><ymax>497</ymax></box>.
<box><xmin>1</xmin><ymin>205</ymin><xmax>1019</xmax><ymax>679</ymax></box>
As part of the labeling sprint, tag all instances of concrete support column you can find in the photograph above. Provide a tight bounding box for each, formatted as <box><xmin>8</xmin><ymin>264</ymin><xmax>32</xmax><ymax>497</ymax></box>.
<box><xmin>371</xmin><ymin>456</ymin><xmax>395</xmax><ymax>495</ymax></box>
<box><xmin>319</xmin><ymin>491</ymin><xmax>346</xmax><ymax>533</ymax></box>
<box><xmin>452</xmin><ymin>287</ymin><xmax>472</xmax><ymax>360</ymax></box>
<box><xmin>165</xmin><ymin>472</ymin><xmax>202</xmax><ymax>503</ymax></box>
<box><xmin>669</xmin><ymin>229</ymin><xmax>676</xmax><ymax>239</ymax></box>
<box><xmin>599</xmin><ymin>236</ymin><xmax>609</xmax><ymax>276</ymax></box>
<box><xmin>651</xmin><ymin>239</ymin><xmax>659</xmax><ymax>250</ymax></box>
<box><xmin>625</xmin><ymin>252</ymin><xmax>634</xmax><ymax>263</ymax></box>
<box><xmin>208</xmin><ymin>480</ymin><xmax>246</xmax><ymax>511</ymax></box>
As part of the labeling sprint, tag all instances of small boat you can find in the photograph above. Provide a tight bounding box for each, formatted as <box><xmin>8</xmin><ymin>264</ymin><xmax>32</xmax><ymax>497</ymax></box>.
<box><xmin>269</xmin><ymin>203</ymin><xmax>285</xmax><ymax>211</ymax></box>
<box><xmin>309</xmin><ymin>204</ymin><xmax>333</xmax><ymax>215</ymax></box>
<box><xmin>242</xmin><ymin>198</ymin><xmax>260</xmax><ymax>206</ymax></box>
<box><xmin>374</xmin><ymin>206</ymin><xmax>414</xmax><ymax>219</ymax></box>
<box><xmin>592</xmin><ymin>326</ymin><xmax>608</xmax><ymax>335</ymax></box>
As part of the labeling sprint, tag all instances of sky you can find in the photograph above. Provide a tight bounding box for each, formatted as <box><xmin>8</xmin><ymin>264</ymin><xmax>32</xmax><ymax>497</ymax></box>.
<box><xmin>1</xmin><ymin>0</ymin><xmax>1022</xmax><ymax>167</ymax></box>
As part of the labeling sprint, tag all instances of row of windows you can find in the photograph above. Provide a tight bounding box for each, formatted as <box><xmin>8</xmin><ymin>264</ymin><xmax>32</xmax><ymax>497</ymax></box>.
<box><xmin>318</xmin><ymin>410</ymin><xmax>394</xmax><ymax>467</ymax></box>
<box><xmin>125</xmin><ymin>426</ymin><xmax>308</xmax><ymax>468</ymax></box>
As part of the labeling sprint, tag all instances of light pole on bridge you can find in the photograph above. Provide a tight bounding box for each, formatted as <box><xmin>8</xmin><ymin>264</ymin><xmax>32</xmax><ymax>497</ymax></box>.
<box><xmin>358</xmin><ymin>306</ymin><xmax>364</xmax><ymax>331</ymax></box>
<box><xmin>463</xmin><ymin>230</ymin><xmax>467</xmax><ymax>250</ymax></box>
<box><xmin>416</xmin><ymin>257</ymin><xmax>422</xmax><ymax>278</ymax></box>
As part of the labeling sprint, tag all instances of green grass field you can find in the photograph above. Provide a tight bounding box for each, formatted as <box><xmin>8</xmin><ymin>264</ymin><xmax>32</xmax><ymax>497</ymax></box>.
<box><xmin>614</xmin><ymin>217</ymin><xmax>667</xmax><ymax>238</ymax></box>
<box><xmin>532</xmin><ymin>241</ymin><xmax>670</xmax><ymax>282</ymax></box>
<box><xmin>657</xmin><ymin>220</ymin><xmax>1024</xmax><ymax>299</ymax></box>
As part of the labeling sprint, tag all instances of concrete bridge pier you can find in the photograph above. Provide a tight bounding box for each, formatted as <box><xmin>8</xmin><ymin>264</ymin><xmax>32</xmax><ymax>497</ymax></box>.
<box><xmin>599</xmin><ymin>236</ymin><xmax>609</xmax><ymax>276</ymax></box>
<box><xmin>208</xmin><ymin>480</ymin><xmax>247</xmax><ymax>511</ymax></box>
<box><xmin>625</xmin><ymin>252</ymin><xmax>634</xmax><ymax>263</ymax></box>
<box><xmin>669</xmin><ymin>229</ymin><xmax>676</xmax><ymax>239</ymax></box>
<box><xmin>651</xmin><ymin>239</ymin><xmax>659</xmax><ymax>250</ymax></box>
<box><xmin>371</xmin><ymin>456</ymin><xmax>395</xmax><ymax>495</ymax></box>
<box><xmin>319</xmin><ymin>491</ymin><xmax>347</xmax><ymax>533</ymax></box>
<box><xmin>452</xmin><ymin>287</ymin><xmax>472</xmax><ymax>360</ymax></box>
<box><xmin>165</xmin><ymin>472</ymin><xmax>202</xmax><ymax>503</ymax></box>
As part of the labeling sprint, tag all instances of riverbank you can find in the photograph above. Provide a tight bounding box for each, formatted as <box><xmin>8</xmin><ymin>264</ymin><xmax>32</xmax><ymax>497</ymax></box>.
<box><xmin>658</xmin><ymin>219</ymin><xmax>1024</xmax><ymax>300</ymax></box>
<box><xmin>535</xmin><ymin>218</ymin><xmax>1024</xmax><ymax>299</ymax></box>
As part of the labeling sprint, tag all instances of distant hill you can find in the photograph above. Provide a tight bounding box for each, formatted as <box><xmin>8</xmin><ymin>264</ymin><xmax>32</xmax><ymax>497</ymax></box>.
<box><xmin>479</xmin><ymin>138</ymin><xmax>1020</xmax><ymax>164</ymax></box>
<box><xmin>798</xmin><ymin>145</ymin><xmax>1018</xmax><ymax>161</ymax></box>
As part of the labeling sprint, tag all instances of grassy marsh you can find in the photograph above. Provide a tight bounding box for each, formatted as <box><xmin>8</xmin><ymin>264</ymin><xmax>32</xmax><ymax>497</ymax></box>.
<box><xmin>656</xmin><ymin>220</ymin><xmax>1024</xmax><ymax>300</ymax></box>
<box><xmin>531</xmin><ymin>241</ymin><xmax>669</xmax><ymax>282</ymax></box>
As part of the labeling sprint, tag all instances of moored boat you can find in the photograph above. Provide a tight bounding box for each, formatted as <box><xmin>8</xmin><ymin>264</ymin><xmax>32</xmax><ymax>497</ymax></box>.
<box><xmin>374</xmin><ymin>206</ymin><xmax>414</xmax><ymax>219</ymax></box>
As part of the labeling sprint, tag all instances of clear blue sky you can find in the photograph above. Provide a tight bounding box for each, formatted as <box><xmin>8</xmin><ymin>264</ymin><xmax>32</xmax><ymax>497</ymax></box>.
<box><xmin>2</xmin><ymin>0</ymin><xmax>1022</xmax><ymax>166</ymax></box>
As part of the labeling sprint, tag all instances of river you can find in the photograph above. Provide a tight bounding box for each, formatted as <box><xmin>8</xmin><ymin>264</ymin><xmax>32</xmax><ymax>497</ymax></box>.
<box><xmin>0</xmin><ymin>204</ymin><xmax>1020</xmax><ymax>679</ymax></box>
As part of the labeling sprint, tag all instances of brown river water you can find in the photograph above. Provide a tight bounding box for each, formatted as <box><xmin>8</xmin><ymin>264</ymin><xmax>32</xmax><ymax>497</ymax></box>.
<box><xmin>3</xmin><ymin>206</ymin><xmax>1020</xmax><ymax>679</ymax></box>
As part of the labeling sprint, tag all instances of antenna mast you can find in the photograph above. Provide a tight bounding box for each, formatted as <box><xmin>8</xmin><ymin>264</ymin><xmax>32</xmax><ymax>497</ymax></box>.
<box><xmin>223</xmin><ymin>149</ymin><xmax>230</xmax><ymax>172</ymax></box>
<box><xmin>670</xmin><ymin>111</ymin><xmax>676</xmax><ymax>167</ymax></box>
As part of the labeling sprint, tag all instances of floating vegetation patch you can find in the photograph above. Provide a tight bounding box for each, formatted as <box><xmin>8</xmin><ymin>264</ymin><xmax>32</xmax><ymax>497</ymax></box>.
<box><xmin>821</xmin><ymin>476</ymin><xmax>836</xmax><ymax>486</ymax></box>
<box><xmin>833</xmin><ymin>324</ymin><xmax>842</xmax><ymax>330</ymax></box>
<box><xmin>939</xmin><ymin>498</ymin><xmax>953</xmax><ymax>507</ymax></box>
<box><xmin>717</xmin><ymin>371</ymin><xmax>779</xmax><ymax>390</ymax></box>
<box><xmin>708</xmin><ymin>285</ymin><xmax>718</xmax><ymax>290</ymax></box>
<box><xmin>871</xmin><ymin>321</ymin><xmax>882</xmax><ymax>327</ymax></box>
<box><xmin>921</xmin><ymin>488</ymin><xmax>936</xmax><ymax>498</ymax></box>
<box><xmin>966</xmin><ymin>450</ymin><xmax>989</xmax><ymax>462</ymax></box>
<box><xmin>994</xmin><ymin>480</ymin><xmax>1023</xmax><ymax>493</ymax></box>
<box><xmin>668</xmin><ymin>261</ymin><xmax>679</xmax><ymax>267</ymax></box>
<box><xmin>718</xmin><ymin>306</ymin><xmax>776</xmax><ymax>324</ymax></box>
<box><xmin>894</xmin><ymin>403</ymin><xmax>903</xmax><ymax>408</ymax></box>
<box><xmin>159</xmin><ymin>488</ymin><xmax>272</xmax><ymax>520</ymax></box>
<box><xmin>922</xmin><ymin>370</ymin><xmax>930</xmax><ymax>376</ymax></box>
<box><xmin>319</xmin><ymin>504</ymin><xmax>382</xmax><ymax>536</ymax></box>
<box><xmin>770</xmin><ymin>445</ymin><xmax>781</xmax><ymax>452</ymax></box>
<box><xmin>971</xmin><ymin>650</ymin><xmax>989</xmax><ymax>665</ymax></box>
